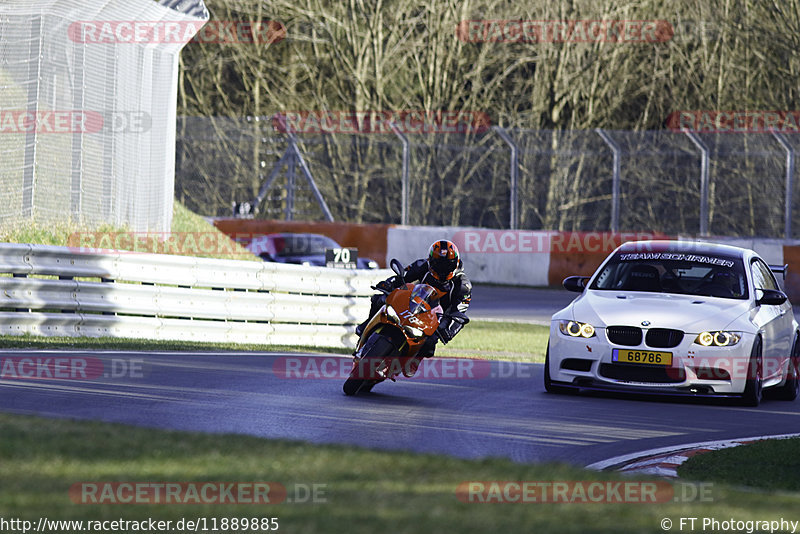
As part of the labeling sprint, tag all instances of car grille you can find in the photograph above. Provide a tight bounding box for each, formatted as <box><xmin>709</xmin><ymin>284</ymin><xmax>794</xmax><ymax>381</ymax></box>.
<box><xmin>606</xmin><ymin>326</ymin><xmax>642</xmax><ymax>346</ymax></box>
<box><xmin>645</xmin><ymin>328</ymin><xmax>684</xmax><ymax>348</ymax></box>
<box><xmin>599</xmin><ymin>363</ymin><xmax>686</xmax><ymax>383</ymax></box>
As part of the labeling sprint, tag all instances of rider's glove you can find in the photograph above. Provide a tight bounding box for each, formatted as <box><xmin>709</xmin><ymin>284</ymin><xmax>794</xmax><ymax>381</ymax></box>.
<box><xmin>436</xmin><ymin>322</ymin><xmax>454</xmax><ymax>344</ymax></box>
<box><xmin>436</xmin><ymin>313</ymin><xmax>469</xmax><ymax>345</ymax></box>
<box><xmin>376</xmin><ymin>279</ymin><xmax>395</xmax><ymax>292</ymax></box>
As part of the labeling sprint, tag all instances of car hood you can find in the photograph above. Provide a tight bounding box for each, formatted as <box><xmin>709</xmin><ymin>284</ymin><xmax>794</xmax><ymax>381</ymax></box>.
<box><xmin>565</xmin><ymin>291</ymin><xmax>752</xmax><ymax>333</ymax></box>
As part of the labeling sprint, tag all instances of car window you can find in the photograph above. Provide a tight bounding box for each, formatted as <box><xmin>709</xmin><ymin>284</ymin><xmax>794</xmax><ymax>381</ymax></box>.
<box><xmin>590</xmin><ymin>251</ymin><xmax>748</xmax><ymax>299</ymax></box>
<box><xmin>276</xmin><ymin>235</ymin><xmax>339</xmax><ymax>256</ymax></box>
<box><xmin>750</xmin><ymin>259</ymin><xmax>779</xmax><ymax>291</ymax></box>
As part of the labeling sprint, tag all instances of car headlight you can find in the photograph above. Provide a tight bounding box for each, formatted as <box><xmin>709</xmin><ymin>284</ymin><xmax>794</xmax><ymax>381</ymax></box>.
<box><xmin>367</xmin><ymin>260</ymin><xmax>379</xmax><ymax>269</ymax></box>
<box><xmin>559</xmin><ymin>320</ymin><xmax>596</xmax><ymax>338</ymax></box>
<box><xmin>695</xmin><ymin>331</ymin><xmax>741</xmax><ymax>347</ymax></box>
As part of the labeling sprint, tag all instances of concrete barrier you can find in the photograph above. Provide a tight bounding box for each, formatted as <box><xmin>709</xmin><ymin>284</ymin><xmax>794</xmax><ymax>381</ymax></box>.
<box><xmin>387</xmin><ymin>227</ymin><xmax>553</xmax><ymax>286</ymax></box>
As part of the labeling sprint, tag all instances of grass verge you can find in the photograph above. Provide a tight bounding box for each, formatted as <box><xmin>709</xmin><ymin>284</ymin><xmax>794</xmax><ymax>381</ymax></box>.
<box><xmin>439</xmin><ymin>321</ymin><xmax>548</xmax><ymax>362</ymax></box>
<box><xmin>677</xmin><ymin>437</ymin><xmax>800</xmax><ymax>491</ymax></box>
<box><xmin>0</xmin><ymin>333</ymin><xmax>351</xmax><ymax>355</ymax></box>
<box><xmin>1</xmin><ymin>413</ymin><xmax>798</xmax><ymax>534</ymax></box>
<box><xmin>0</xmin><ymin>201</ymin><xmax>256</xmax><ymax>260</ymax></box>
<box><xmin>0</xmin><ymin>321</ymin><xmax>550</xmax><ymax>362</ymax></box>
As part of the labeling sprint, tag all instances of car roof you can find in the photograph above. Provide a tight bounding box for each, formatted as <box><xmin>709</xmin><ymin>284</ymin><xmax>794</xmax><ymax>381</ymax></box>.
<box><xmin>264</xmin><ymin>232</ymin><xmax>331</xmax><ymax>239</ymax></box>
<box><xmin>616</xmin><ymin>239</ymin><xmax>752</xmax><ymax>259</ymax></box>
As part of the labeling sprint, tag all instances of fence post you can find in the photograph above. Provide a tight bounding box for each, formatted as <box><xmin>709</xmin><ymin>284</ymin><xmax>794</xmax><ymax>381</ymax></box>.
<box><xmin>493</xmin><ymin>126</ymin><xmax>519</xmax><ymax>230</ymax></box>
<box><xmin>285</xmin><ymin>136</ymin><xmax>296</xmax><ymax>221</ymax></box>
<box><xmin>595</xmin><ymin>129</ymin><xmax>621</xmax><ymax>233</ymax></box>
<box><xmin>772</xmin><ymin>132</ymin><xmax>795</xmax><ymax>240</ymax></box>
<box><xmin>685</xmin><ymin>131</ymin><xmax>710</xmax><ymax>236</ymax></box>
<box><xmin>22</xmin><ymin>16</ymin><xmax>43</xmax><ymax>219</ymax></box>
<box><xmin>248</xmin><ymin>114</ymin><xmax>334</xmax><ymax>222</ymax></box>
<box><xmin>389</xmin><ymin>122</ymin><xmax>410</xmax><ymax>225</ymax></box>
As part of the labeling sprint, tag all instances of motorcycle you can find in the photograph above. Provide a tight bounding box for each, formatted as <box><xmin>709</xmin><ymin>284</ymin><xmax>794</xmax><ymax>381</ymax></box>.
<box><xmin>343</xmin><ymin>259</ymin><xmax>468</xmax><ymax>396</ymax></box>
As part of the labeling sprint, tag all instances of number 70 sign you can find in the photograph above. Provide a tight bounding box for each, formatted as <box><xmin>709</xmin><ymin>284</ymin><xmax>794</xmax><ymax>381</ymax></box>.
<box><xmin>325</xmin><ymin>247</ymin><xmax>358</xmax><ymax>269</ymax></box>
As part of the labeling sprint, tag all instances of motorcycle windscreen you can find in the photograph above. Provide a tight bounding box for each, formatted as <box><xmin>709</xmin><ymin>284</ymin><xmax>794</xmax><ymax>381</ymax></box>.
<box><xmin>408</xmin><ymin>284</ymin><xmax>438</xmax><ymax>315</ymax></box>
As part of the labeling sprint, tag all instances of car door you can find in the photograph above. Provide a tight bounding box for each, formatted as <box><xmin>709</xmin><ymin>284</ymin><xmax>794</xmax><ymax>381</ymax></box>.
<box><xmin>750</xmin><ymin>258</ymin><xmax>792</xmax><ymax>380</ymax></box>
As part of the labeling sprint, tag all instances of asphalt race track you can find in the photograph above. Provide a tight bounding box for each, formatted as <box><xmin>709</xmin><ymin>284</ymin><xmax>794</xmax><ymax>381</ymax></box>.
<box><xmin>1</xmin><ymin>286</ymin><xmax>799</xmax><ymax>467</ymax></box>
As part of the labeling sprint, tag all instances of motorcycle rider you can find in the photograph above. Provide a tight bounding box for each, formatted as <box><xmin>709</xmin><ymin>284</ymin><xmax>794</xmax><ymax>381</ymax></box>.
<box><xmin>355</xmin><ymin>240</ymin><xmax>472</xmax><ymax>375</ymax></box>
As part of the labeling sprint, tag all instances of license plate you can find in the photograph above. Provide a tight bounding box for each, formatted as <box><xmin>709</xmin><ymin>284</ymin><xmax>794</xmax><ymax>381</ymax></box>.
<box><xmin>612</xmin><ymin>349</ymin><xmax>673</xmax><ymax>366</ymax></box>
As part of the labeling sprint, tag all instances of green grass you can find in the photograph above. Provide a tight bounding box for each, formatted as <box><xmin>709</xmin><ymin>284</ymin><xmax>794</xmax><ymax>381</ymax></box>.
<box><xmin>0</xmin><ymin>321</ymin><xmax>550</xmax><ymax>362</ymax></box>
<box><xmin>1</xmin><ymin>413</ymin><xmax>798</xmax><ymax>534</ymax></box>
<box><xmin>0</xmin><ymin>219</ymin><xmax>122</xmax><ymax>248</ymax></box>
<box><xmin>439</xmin><ymin>321</ymin><xmax>549</xmax><ymax>362</ymax></box>
<box><xmin>0</xmin><ymin>201</ymin><xmax>256</xmax><ymax>260</ymax></box>
<box><xmin>0</xmin><ymin>333</ymin><xmax>351</xmax><ymax>354</ymax></box>
<box><xmin>678</xmin><ymin>437</ymin><xmax>800</xmax><ymax>491</ymax></box>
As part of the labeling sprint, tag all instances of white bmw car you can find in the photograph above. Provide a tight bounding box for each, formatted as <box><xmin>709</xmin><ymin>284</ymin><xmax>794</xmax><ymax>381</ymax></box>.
<box><xmin>546</xmin><ymin>240</ymin><xmax>799</xmax><ymax>406</ymax></box>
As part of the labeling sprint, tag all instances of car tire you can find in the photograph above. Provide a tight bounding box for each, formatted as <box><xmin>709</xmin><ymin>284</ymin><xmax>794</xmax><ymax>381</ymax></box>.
<box><xmin>544</xmin><ymin>343</ymin><xmax>575</xmax><ymax>395</ymax></box>
<box><xmin>771</xmin><ymin>334</ymin><xmax>800</xmax><ymax>401</ymax></box>
<box><xmin>739</xmin><ymin>337</ymin><xmax>763</xmax><ymax>407</ymax></box>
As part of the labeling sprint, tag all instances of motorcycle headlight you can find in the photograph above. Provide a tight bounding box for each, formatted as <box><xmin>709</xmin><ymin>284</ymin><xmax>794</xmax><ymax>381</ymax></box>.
<box><xmin>695</xmin><ymin>331</ymin><xmax>741</xmax><ymax>347</ymax></box>
<box><xmin>403</xmin><ymin>325</ymin><xmax>424</xmax><ymax>338</ymax></box>
<box><xmin>385</xmin><ymin>305</ymin><xmax>400</xmax><ymax>324</ymax></box>
<box><xmin>559</xmin><ymin>320</ymin><xmax>596</xmax><ymax>338</ymax></box>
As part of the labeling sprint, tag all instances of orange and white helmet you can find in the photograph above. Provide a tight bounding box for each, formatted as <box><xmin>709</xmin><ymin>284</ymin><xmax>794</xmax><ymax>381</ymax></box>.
<box><xmin>427</xmin><ymin>240</ymin><xmax>460</xmax><ymax>281</ymax></box>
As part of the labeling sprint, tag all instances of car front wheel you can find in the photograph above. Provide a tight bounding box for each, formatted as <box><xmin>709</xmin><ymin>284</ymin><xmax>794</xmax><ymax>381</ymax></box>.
<box><xmin>739</xmin><ymin>337</ymin><xmax>763</xmax><ymax>407</ymax></box>
<box><xmin>771</xmin><ymin>334</ymin><xmax>800</xmax><ymax>401</ymax></box>
<box><xmin>544</xmin><ymin>343</ymin><xmax>575</xmax><ymax>395</ymax></box>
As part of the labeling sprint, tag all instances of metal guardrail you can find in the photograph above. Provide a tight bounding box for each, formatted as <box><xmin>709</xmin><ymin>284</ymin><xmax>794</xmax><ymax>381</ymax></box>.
<box><xmin>0</xmin><ymin>244</ymin><xmax>389</xmax><ymax>348</ymax></box>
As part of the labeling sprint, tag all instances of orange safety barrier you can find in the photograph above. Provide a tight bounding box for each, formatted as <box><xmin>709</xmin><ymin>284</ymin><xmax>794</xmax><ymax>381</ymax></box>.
<box><xmin>782</xmin><ymin>245</ymin><xmax>800</xmax><ymax>303</ymax></box>
<box><xmin>213</xmin><ymin>219</ymin><xmax>393</xmax><ymax>267</ymax></box>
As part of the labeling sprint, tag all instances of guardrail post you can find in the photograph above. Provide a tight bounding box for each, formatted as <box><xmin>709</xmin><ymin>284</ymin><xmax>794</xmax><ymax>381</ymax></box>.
<box><xmin>493</xmin><ymin>126</ymin><xmax>519</xmax><ymax>230</ymax></box>
<box><xmin>388</xmin><ymin>122</ymin><xmax>410</xmax><ymax>226</ymax></box>
<box><xmin>595</xmin><ymin>128</ymin><xmax>621</xmax><ymax>233</ymax></box>
<box><xmin>685</xmin><ymin>131</ymin><xmax>710</xmax><ymax>237</ymax></box>
<box><xmin>772</xmin><ymin>131</ymin><xmax>795</xmax><ymax>240</ymax></box>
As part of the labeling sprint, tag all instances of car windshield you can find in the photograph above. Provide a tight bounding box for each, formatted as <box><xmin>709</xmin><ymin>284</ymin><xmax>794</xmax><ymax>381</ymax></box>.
<box><xmin>273</xmin><ymin>235</ymin><xmax>339</xmax><ymax>257</ymax></box>
<box><xmin>590</xmin><ymin>251</ymin><xmax>748</xmax><ymax>299</ymax></box>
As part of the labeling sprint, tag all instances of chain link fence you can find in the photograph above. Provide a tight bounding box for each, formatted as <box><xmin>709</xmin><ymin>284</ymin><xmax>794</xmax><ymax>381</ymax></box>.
<box><xmin>176</xmin><ymin>117</ymin><xmax>800</xmax><ymax>238</ymax></box>
<box><xmin>0</xmin><ymin>0</ymin><xmax>208</xmax><ymax>232</ymax></box>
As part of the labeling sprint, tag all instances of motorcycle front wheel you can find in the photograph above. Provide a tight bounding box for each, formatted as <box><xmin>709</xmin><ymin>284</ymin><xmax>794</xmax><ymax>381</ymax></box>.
<box><xmin>343</xmin><ymin>332</ymin><xmax>398</xmax><ymax>396</ymax></box>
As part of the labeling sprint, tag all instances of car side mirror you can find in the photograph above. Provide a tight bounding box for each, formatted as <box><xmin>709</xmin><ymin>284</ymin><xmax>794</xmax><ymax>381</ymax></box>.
<box><xmin>563</xmin><ymin>276</ymin><xmax>590</xmax><ymax>293</ymax></box>
<box><xmin>756</xmin><ymin>288</ymin><xmax>787</xmax><ymax>306</ymax></box>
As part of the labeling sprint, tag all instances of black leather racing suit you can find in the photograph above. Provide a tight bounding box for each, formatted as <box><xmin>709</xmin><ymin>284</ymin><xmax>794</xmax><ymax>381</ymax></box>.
<box><xmin>359</xmin><ymin>259</ymin><xmax>472</xmax><ymax>357</ymax></box>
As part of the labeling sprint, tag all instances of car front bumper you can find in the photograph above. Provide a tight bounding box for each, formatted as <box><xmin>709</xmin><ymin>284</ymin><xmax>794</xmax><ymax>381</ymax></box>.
<box><xmin>548</xmin><ymin>322</ymin><xmax>756</xmax><ymax>395</ymax></box>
